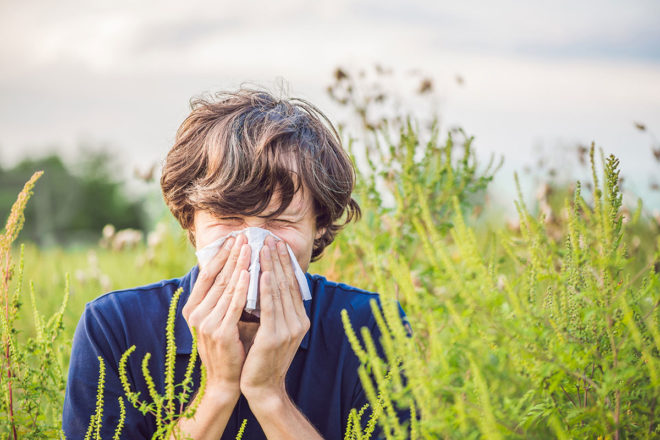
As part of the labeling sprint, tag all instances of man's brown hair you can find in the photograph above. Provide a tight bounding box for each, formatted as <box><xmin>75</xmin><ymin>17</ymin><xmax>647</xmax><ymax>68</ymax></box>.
<box><xmin>161</xmin><ymin>88</ymin><xmax>361</xmax><ymax>261</ymax></box>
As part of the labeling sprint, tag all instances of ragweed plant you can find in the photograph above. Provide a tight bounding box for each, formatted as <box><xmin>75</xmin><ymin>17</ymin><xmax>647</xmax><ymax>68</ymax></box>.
<box><xmin>0</xmin><ymin>171</ymin><xmax>70</xmax><ymax>439</ymax></box>
<box><xmin>234</xmin><ymin>418</ymin><xmax>248</xmax><ymax>440</ymax></box>
<box><xmin>319</xmin><ymin>65</ymin><xmax>500</xmax><ymax>292</ymax></box>
<box><xmin>337</xmin><ymin>143</ymin><xmax>659</xmax><ymax>438</ymax></box>
<box><xmin>317</xmin><ymin>118</ymin><xmax>498</xmax><ymax>294</ymax></box>
<box><xmin>117</xmin><ymin>287</ymin><xmax>205</xmax><ymax>440</ymax></box>
<box><xmin>0</xmin><ymin>175</ymin><xmax>234</xmax><ymax>439</ymax></box>
<box><xmin>83</xmin><ymin>357</ymin><xmax>126</xmax><ymax>440</ymax></box>
<box><xmin>71</xmin><ymin>283</ymin><xmax>253</xmax><ymax>440</ymax></box>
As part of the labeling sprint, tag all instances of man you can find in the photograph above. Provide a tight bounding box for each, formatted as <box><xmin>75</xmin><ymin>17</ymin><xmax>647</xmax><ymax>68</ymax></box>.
<box><xmin>63</xmin><ymin>88</ymin><xmax>406</xmax><ymax>439</ymax></box>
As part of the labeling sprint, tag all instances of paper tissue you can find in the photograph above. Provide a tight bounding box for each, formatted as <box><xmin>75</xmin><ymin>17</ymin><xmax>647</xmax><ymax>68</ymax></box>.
<box><xmin>195</xmin><ymin>227</ymin><xmax>311</xmax><ymax>316</ymax></box>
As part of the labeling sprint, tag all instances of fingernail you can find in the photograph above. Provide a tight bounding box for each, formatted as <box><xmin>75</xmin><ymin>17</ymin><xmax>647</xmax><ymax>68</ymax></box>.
<box><xmin>262</xmin><ymin>245</ymin><xmax>271</xmax><ymax>259</ymax></box>
<box><xmin>241</xmin><ymin>244</ymin><xmax>249</xmax><ymax>256</ymax></box>
<box><xmin>224</xmin><ymin>237</ymin><xmax>235</xmax><ymax>250</ymax></box>
<box><xmin>277</xmin><ymin>241</ymin><xmax>287</xmax><ymax>255</ymax></box>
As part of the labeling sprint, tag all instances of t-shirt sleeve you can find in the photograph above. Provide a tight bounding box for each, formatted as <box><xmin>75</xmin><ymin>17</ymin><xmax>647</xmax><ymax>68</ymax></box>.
<box><xmin>348</xmin><ymin>301</ymin><xmax>412</xmax><ymax>440</ymax></box>
<box><xmin>62</xmin><ymin>300</ymin><xmax>150</xmax><ymax>439</ymax></box>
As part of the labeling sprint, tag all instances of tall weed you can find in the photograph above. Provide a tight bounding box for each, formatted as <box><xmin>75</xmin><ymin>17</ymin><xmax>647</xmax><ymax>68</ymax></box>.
<box><xmin>0</xmin><ymin>172</ymin><xmax>69</xmax><ymax>439</ymax></box>
<box><xmin>333</xmin><ymin>140</ymin><xmax>659</xmax><ymax>438</ymax></box>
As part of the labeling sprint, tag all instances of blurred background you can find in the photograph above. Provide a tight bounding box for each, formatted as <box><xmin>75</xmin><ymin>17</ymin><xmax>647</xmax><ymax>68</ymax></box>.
<box><xmin>1</xmin><ymin>0</ymin><xmax>659</xmax><ymax>246</ymax></box>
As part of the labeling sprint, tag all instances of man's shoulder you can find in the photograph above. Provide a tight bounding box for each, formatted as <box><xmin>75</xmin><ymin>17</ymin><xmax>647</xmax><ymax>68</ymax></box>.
<box><xmin>309</xmin><ymin>273</ymin><xmax>379</xmax><ymax>301</ymax></box>
<box><xmin>307</xmin><ymin>273</ymin><xmax>382</xmax><ymax>326</ymax></box>
<box><xmin>307</xmin><ymin>273</ymin><xmax>410</xmax><ymax>336</ymax></box>
<box><xmin>82</xmin><ymin>268</ymin><xmax>195</xmax><ymax>328</ymax></box>
<box><xmin>87</xmin><ymin>276</ymin><xmax>183</xmax><ymax>312</ymax></box>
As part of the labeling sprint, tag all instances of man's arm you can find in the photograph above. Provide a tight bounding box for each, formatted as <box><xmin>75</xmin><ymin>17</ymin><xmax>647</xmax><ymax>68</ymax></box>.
<box><xmin>240</xmin><ymin>238</ymin><xmax>323</xmax><ymax>439</ymax></box>
<box><xmin>246</xmin><ymin>391</ymin><xmax>322</xmax><ymax>439</ymax></box>
<box><xmin>170</xmin><ymin>234</ymin><xmax>251</xmax><ymax>439</ymax></box>
<box><xmin>168</xmin><ymin>385</ymin><xmax>239</xmax><ymax>440</ymax></box>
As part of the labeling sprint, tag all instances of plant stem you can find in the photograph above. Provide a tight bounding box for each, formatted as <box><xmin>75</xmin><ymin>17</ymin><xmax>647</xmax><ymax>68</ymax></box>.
<box><xmin>559</xmin><ymin>385</ymin><xmax>577</xmax><ymax>408</ymax></box>
<box><xmin>614</xmin><ymin>389</ymin><xmax>621</xmax><ymax>440</ymax></box>
<box><xmin>3</xmin><ymin>249</ymin><xmax>17</xmax><ymax>440</ymax></box>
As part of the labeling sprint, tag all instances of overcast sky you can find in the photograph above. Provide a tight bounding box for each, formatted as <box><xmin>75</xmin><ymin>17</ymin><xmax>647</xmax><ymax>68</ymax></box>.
<box><xmin>1</xmin><ymin>0</ymin><xmax>659</xmax><ymax>209</ymax></box>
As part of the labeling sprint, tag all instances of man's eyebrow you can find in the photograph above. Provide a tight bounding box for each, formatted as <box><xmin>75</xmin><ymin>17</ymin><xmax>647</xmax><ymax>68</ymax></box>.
<box><xmin>257</xmin><ymin>211</ymin><xmax>303</xmax><ymax>220</ymax></box>
<box><xmin>257</xmin><ymin>203</ymin><xmax>307</xmax><ymax>220</ymax></box>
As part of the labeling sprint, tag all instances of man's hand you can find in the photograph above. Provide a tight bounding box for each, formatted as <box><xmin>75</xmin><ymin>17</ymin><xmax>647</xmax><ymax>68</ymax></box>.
<box><xmin>240</xmin><ymin>236</ymin><xmax>310</xmax><ymax>402</ymax></box>
<box><xmin>239</xmin><ymin>236</ymin><xmax>323</xmax><ymax>439</ymax></box>
<box><xmin>182</xmin><ymin>234</ymin><xmax>251</xmax><ymax>398</ymax></box>
<box><xmin>171</xmin><ymin>234</ymin><xmax>252</xmax><ymax>439</ymax></box>
<box><xmin>179</xmin><ymin>233</ymin><xmax>321</xmax><ymax>439</ymax></box>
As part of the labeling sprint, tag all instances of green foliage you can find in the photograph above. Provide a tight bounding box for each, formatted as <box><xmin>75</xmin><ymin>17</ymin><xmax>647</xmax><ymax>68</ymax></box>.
<box><xmin>83</xmin><ymin>357</ymin><xmax>126</xmax><ymax>440</ymax></box>
<box><xmin>234</xmin><ymin>418</ymin><xmax>248</xmax><ymax>440</ymax></box>
<box><xmin>13</xmin><ymin>219</ymin><xmax>195</xmax><ymax>341</ymax></box>
<box><xmin>62</xmin><ymin>285</ymin><xmax>206</xmax><ymax>440</ymax></box>
<box><xmin>0</xmin><ymin>174</ymin><xmax>198</xmax><ymax>439</ymax></box>
<box><xmin>320</xmin><ymin>65</ymin><xmax>499</xmax><ymax>292</ymax></box>
<box><xmin>329</xmin><ymin>139</ymin><xmax>660</xmax><ymax>438</ymax></box>
<box><xmin>0</xmin><ymin>172</ymin><xmax>69</xmax><ymax>439</ymax></box>
<box><xmin>117</xmin><ymin>287</ymin><xmax>205</xmax><ymax>439</ymax></box>
<box><xmin>318</xmin><ymin>120</ymin><xmax>498</xmax><ymax>292</ymax></box>
<box><xmin>0</xmin><ymin>150</ymin><xmax>148</xmax><ymax>246</ymax></box>
<box><xmin>315</xmin><ymin>67</ymin><xmax>659</xmax><ymax>438</ymax></box>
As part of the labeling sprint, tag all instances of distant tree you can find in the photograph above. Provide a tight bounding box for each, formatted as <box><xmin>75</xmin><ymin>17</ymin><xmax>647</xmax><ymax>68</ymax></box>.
<box><xmin>0</xmin><ymin>150</ymin><xmax>147</xmax><ymax>246</ymax></box>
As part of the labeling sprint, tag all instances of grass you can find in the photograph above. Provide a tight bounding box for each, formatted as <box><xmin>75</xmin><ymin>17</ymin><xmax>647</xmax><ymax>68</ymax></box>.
<box><xmin>14</xmin><ymin>230</ymin><xmax>195</xmax><ymax>340</ymax></box>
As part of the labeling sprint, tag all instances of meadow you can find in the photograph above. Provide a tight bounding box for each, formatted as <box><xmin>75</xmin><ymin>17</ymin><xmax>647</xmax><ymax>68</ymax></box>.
<box><xmin>1</xmin><ymin>71</ymin><xmax>659</xmax><ymax>438</ymax></box>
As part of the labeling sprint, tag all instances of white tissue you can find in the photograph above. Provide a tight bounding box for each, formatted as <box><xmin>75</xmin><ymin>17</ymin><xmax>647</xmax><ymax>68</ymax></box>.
<box><xmin>195</xmin><ymin>227</ymin><xmax>311</xmax><ymax>316</ymax></box>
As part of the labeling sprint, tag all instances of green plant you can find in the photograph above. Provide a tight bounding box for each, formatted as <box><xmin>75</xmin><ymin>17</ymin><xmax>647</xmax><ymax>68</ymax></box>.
<box><xmin>83</xmin><ymin>357</ymin><xmax>126</xmax><ymax>440</ymax></box>
<box><xmin>0</xmin><ymin>150</ymin><xmax>149</xmax><ymax>247</ymax></box>
<box><xmin>0</xmin><ymin>171</ymin><xmax>70</xmax><ymax>439</ymax></box>
<box><xmin>319</xmin><ymin>67</ymin><xmax>499</xmax><ymax>290</ymax></box>
<box><xmin>117</xmin><ymin>287</ymin><xmax>205</xmax><ymax>440</ymax></box>
<box><xmin>338</xmin><ymin>143</ymin><xmax>659</xmax><ymax>438</ymax></box>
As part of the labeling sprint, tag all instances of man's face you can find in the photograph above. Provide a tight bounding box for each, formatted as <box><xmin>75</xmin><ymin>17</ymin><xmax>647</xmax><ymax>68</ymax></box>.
<box><xmin>192</xmin><ymin>188</ymin><xmax>322</xmax><ymax>273</ymax></box>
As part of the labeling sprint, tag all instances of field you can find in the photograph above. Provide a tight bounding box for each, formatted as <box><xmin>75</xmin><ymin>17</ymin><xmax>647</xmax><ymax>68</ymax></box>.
<box><xmin>1</xmin><ymin>87</ymin><xmax>659</xmax><ymax>439</ymax></box>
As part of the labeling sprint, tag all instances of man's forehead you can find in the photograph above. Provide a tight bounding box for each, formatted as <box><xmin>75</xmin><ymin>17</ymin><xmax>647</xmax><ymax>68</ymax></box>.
<box><xmin>259</xmin><ymin>188</ymin><xmax>311</xmax><ymax>218</ymax></box>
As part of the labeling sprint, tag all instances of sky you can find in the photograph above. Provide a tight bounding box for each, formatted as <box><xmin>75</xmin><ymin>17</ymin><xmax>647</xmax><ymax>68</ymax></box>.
<box><xmin>1</xmin><ymin>0</ymin><xmax>659</xmax><ymax>211</ymax></box>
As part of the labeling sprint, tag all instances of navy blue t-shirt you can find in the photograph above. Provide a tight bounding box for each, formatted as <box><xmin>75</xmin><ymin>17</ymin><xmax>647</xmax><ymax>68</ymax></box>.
<box><xmin>62</xmin><ymin>266</ymin><xmax>408</xmax><ymax>439</ymax></box>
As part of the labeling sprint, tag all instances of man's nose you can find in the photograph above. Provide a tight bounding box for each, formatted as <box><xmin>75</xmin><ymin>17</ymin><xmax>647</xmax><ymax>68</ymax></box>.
<box><xmin>241</xmin><ymin>220</ymin><xmax>281</xmax><ymax>240</ymax></box>
<box><xmin>243</xmin><ymin>217</ymin><xmax>269</xmax><ymax>229</ymax></box>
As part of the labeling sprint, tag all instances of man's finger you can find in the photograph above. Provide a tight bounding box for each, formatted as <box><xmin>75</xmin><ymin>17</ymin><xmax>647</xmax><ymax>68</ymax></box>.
<box><xmin>268</xmin><ymin>240</ymin><xmax>297</xmax><ymax>327</ymax></box>
<box><xmin>198</xmin><ymin>234</ymin><xmax>247</xmax><ymax>311</ymax></box>
<box><xmin>184</xmin><ymin>236</ymin><xmax>237</xmax><ymax>316</ymax></box>
<box><xmin>204</xmin><ymin>243</ymin><xmax>250</xmax><ymax>328</ymax></box>
<box><xmin>265</xmin><ymin>248</ymin><xmax>286</xmax><ymax>329</ymax></box>
<box><xmin>198</xmin><ymin>234</ymin><xmax>248</xmax><ymax>311</ymax></box>
<box><xmin>217</xmin><ymin>234</ymin><xmax>247</xmax><ymax>286</ymax></box>
<box><xmin>222</xmin><ymin>269</ymin><xmax>250</xmax><ymax>326</ymax></box>
<box><xmin>258</xmin><ymin>247</ymin><xmax>277</xmax><ymax>333</ymax></box>
<box><xmin>195</xmin><ymin>236</ymin><xmax>239</xmax><ymax>313</ymax></box>
<box><xmin>276</xmin><ymin>240</ymin><xmax>306</xmax><ymax>318</ymax></box>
